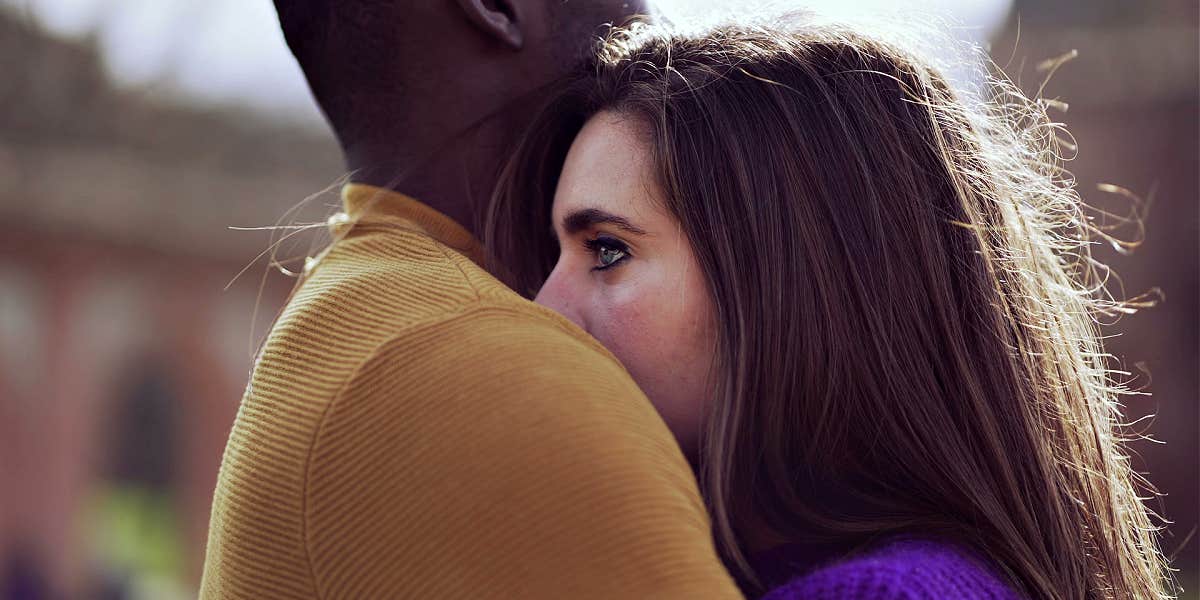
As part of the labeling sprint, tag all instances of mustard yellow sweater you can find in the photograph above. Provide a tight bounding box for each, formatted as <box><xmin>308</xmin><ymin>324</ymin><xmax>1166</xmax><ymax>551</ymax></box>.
<box><xmin>200</xmin><ymin>184</ymin><xmax>742</xmax><ymax>599</ymax></box>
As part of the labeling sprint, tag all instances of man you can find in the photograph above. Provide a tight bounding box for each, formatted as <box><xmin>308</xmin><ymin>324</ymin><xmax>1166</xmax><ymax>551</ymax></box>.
<box><xmin>199</xmin><ymin>2</ymin><xmax>743</xmax><ymax>598</ymax></box>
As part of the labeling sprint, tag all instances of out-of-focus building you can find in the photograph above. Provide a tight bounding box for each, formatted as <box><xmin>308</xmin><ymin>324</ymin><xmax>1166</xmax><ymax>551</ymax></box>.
<box><xmin>0</xmin><ymin>0</ymin><xmax>1195</xmax><ymax>597</ymax></box>
<box><xmin>0</xmin><ymin>10</ymin><xmax>342</xmax><ymax>597</ymax></box>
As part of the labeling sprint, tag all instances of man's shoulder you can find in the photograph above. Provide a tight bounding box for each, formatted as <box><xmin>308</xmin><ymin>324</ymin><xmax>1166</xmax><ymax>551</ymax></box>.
<box><xmin>360</xmin><ymin>301</ymin><xmax>622</xmax><ymax>379</ymax></box>
<box><xmin>253</xmin><ymin>231</ymin><xmax>623</xmax><ymax>424</ymax></box>
<box><xmin>298</xmin><ymin>226</ymin><xmax>489</xmax><ymax>324</ymax></box>
<box><xmin>296</xmin><ymin>304</ymin><xmax>729</xmax><ymax>600</ymax></box>
<box><xmin>209</xmin><ymin>238</ymin><xmax>625</xmax><ymax>567</ymax></box>
<box><xmin>286</xmin><ymin>227</ymin><xmax>614</xmax><ymax>369</ymax></box>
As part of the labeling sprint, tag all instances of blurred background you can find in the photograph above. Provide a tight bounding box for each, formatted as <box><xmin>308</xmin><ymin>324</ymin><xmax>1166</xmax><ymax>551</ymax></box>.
<box><xmin>0</xmin><ymin>0</ymin><xmax>1194</xmax><ymax>598</ymax></box>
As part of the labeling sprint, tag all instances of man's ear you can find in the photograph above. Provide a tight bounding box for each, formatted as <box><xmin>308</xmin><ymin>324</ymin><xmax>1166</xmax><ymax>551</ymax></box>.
<box><xmin>455</xmin><ymin>0</ymin><xmax>524</xmax><ymax>50</ymax></box>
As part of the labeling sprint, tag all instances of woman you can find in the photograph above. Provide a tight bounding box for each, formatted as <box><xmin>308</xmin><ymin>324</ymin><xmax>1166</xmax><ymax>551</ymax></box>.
<box><xmin>486</xmin><ymin>15</ymin><xmax>1171</xmax><ymax>600</ymax></box>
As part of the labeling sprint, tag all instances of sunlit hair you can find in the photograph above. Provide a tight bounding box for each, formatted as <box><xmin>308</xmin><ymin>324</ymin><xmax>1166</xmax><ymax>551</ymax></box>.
<box><xmin>486</xmin><ymin>14</ymin><xmax>1170</xmax><ymax>600</ymax></box>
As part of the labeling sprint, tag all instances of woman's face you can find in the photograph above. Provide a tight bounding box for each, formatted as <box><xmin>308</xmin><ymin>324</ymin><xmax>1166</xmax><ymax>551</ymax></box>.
<box><xmin>535</xmin><ymin>111</ymin><xmax>716</xmax><ymax>459</ymax></box>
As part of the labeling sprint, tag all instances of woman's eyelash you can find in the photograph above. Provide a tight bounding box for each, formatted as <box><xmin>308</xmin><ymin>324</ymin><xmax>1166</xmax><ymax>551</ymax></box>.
<box><xmin>583</xmin><ymin>236</ymin><xmax>630</xmax><ymax>271</ymax></box>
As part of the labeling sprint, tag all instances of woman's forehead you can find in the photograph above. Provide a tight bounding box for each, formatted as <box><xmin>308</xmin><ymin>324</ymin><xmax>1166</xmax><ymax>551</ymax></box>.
<box><xmin>552</xmin><ymin>112</ymin><xmax>665</xmax><ymax>224</ymax></box>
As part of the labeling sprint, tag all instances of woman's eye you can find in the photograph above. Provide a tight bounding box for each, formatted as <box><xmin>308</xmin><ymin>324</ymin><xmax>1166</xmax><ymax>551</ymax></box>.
<box><xmin>597</xmin><ymin>245</ymin><xmax>626</xmax><ymax>268</ymax></box>
<box><xmin>585</xmin><ymin>237</ymin><xmax>629</xmax><ymax>271</ymax></box>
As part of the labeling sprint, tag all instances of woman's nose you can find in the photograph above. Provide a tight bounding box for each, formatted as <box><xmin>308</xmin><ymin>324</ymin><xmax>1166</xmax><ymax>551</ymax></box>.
<box><xmin>534</xmin><ymin>265</ymin><xmax>588</xmax><ymax>332</ymax></box>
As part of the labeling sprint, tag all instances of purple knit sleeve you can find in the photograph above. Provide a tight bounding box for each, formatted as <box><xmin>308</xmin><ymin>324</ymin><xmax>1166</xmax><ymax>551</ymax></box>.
<box><xmin>757</xmin><ymin>539</ymin><xmax>1024</xmax><ymax>600</ymax></box>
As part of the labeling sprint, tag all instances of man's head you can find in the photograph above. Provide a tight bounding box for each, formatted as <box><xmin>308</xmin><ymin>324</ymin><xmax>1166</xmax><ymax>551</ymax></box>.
<box><xmin>274</xmin><ymin>1</ymin><xmax>648</xmax><ymax>183</ymax></box>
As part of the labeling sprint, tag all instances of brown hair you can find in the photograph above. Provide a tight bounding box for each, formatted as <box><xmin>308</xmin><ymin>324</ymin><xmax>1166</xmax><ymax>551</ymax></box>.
<box><xmin>486</xmin><ymin>16</ymin><xmax>1170</xmax><ymax>600</ymax></box>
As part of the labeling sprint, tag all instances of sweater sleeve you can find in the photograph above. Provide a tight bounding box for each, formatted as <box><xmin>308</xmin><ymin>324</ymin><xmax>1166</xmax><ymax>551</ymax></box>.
<box><xmin>759</xmin><ymin>560</ymin><xmax>920</xmax><ymax>600</ymax></box>
<box><xmin>758</xmin><ymin>539</ymin><xmax>1022</xmax><ymax>600</ymax></box>
<box><xmin>301</xmin><ymin>305</ymin><xmax>743</xmax><ymax>599</ymax></box>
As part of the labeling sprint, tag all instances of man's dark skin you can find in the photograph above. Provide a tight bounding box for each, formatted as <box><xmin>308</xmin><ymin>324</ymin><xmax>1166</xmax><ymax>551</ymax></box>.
<box><xmin>275</xmin><ymin>0</ymin><xmax>646</xmax><ymax>234</ymax></box>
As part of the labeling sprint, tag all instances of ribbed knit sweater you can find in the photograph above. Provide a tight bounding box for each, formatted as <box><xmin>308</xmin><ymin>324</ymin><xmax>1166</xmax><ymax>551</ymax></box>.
<box><xmin>199</xmin><ymin>184</ymin><xmax>742</xmax><ymax>599</ymax></box>
<box><xmin>749</xmin><ymin>537</ymin><xmax>1024</xmax><ymax>599</ymax></box>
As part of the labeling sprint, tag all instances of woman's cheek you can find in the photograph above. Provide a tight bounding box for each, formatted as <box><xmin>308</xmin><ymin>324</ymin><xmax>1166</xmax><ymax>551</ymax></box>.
<box><xmin>589</xmin><ymin>278</ymin><xmax>660</xmax><ymax>368</ymax></box>
<box><xmin>583</xmin><ymin>260</ymin><xmax>711</xmax><ymax>458</ymax></box>
<box><xmin>602</xmin><ymin>274</ymin><xmax>696</xmax><ymax>388</ymax></box>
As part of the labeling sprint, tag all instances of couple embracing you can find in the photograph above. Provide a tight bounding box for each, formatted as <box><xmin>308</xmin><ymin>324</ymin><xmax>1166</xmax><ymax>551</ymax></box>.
<box><xmin>199</xmin><ymin>2</ymin><xmax>1168</xmax><ymax>599</ymax></box>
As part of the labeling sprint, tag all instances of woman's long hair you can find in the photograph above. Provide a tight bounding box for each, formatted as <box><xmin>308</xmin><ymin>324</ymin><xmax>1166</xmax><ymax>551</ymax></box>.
<box><xmin>486</xmin><ymin>15</ymin><xmax>1170</xmax><ymax>600</ymax></box>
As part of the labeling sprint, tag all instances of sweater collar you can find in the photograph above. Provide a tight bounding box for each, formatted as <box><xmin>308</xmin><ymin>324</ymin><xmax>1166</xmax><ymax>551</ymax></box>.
<box><xmin>340</xmin><ymin>183</ymin><xmax>484</xmax><ymax>266</ymax></box>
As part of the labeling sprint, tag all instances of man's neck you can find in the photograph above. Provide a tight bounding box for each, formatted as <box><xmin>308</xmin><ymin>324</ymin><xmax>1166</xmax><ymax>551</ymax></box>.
<box><xmin>346</xmin><ymin>154</ymin><xmax>484</xmax><ymax>236</ymax></box>
<box><xmin>342</xmin><ymin>110</ymin><xmax>519</xmax><ymax>239</ymax></box>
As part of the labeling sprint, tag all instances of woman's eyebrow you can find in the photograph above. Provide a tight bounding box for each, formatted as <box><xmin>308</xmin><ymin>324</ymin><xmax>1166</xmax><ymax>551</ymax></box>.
<box><xmin>562</xmin><ymin>207</ymin><xmax>648</xmax><ymax>236</ymax></box>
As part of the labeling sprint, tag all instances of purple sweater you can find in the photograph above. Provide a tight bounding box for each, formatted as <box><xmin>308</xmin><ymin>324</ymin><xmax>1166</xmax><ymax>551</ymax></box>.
<box><xmin>745</xmin><ymin>537</ymin><xmax>1025</xmax><ymax>599</ymax></box>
